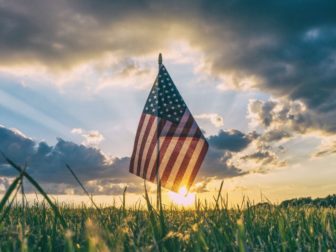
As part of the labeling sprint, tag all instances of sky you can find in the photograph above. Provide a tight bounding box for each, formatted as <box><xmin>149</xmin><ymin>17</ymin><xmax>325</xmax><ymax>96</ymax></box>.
<box><xmin>0</xmin><ymin>0</ymin><xmax>336</xmax><ymax>207</ymax></box>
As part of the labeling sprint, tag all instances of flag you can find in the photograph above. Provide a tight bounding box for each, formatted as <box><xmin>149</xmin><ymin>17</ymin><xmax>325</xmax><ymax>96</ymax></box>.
<box><xmin>129</xmin><ymin>56</ymin><xmax>208</xmax><ymax>192</ymax></box>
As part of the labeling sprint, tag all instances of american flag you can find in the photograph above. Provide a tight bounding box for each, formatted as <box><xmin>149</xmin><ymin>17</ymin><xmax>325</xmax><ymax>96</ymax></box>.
<box><xmin>129</xmin><ymin>63</ymin><xmax>208</xmax><ymax>192</ymax></box>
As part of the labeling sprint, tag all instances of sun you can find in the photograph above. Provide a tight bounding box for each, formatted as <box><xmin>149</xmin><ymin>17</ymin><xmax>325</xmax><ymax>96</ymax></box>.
<box><xmin>168</xmin><ymin>186</ymin><xmax>195</xmax><ymax>207</ymax></box>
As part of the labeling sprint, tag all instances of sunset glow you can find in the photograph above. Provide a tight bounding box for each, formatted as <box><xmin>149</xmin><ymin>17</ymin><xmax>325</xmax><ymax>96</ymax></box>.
<box><xmin>168</xmin><ymin>186</ymin><xmax>195</xmax><ymax>207</ymax></box>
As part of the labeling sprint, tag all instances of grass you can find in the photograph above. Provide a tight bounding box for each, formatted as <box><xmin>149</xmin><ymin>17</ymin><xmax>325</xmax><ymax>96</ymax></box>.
<box><xmin>0</xmin><ymin>200</ymin><xmax>335</xmax><ymax>251</ymax></box>
<box><xmin>0</xmin><ymin>155</ymin><xmax>335</xmax><ymax>251</ymax></box>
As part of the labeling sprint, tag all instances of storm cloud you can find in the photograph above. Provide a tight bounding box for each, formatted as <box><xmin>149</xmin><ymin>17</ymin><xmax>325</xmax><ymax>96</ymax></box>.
<box><xmin>0</xmin><ymin>0</ymin><xmax>335</xmax><ymax>116</ymax></box>
<box><xmin>0</xmin><ymin>125</ymin><xmax>257</xmax><ymax>194</ymax></box>
<box><xmin>0</xmin><ymin>125</ymin><xmax>138</xmax><ymax>194</ymax></box>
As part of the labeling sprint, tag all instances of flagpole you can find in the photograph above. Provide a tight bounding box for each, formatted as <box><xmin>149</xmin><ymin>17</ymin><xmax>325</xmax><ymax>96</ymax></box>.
<box><xmin>156</xmin><ymin>53</ymin><xmax>162</xmax><ymax>210</ymax></box>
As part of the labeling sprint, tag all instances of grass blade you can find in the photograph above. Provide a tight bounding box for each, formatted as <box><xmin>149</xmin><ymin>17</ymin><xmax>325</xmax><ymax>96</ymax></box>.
<box><xmin>1</xmin><ymin>152</ymin><xmax>67</xmax><ymax>229</ymax></box>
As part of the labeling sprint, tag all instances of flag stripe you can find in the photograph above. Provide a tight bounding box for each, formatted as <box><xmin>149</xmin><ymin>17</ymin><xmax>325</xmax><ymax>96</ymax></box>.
<box><xmin>135</xmin><ymin>116</ymin><xmax>155</xmax><ymax>175</ymax></box>
<box><xmin>170</xmin><ymin>127</ymin><xmax>201</xmax><ymax>189</ymax></box>
<box><xmin>164</xmin><ymin>125</ymin><xmax>199</xmax><ymax>189</ymax></box>
<box><xmin>186</xmin><ymin>140</ymin><xmax>208</xmax><ymax>189</ymax></box>
<box><xmin>139</xmin><ymin>117</ymin><xmax>158</xmax><ymax>177</ymax></box>
<box><xmin>172</xmin><ymin>138</ymin><xmax>206</xmax><ymax>192</ymax></box>
<box><xmin>129</xmin><ymin>114</ymin><xmax>146</xmax><ymax>173</ymax></box>
<box><xmin>129</xmin><ymin>64</ymin><xmax>208</xmax><ymax>192</ymax></box>
<box><xmin>149</xmin><ymin>111</ymin><xmax>190</xmax><ymax>181</ymax></box>
<box><xmin>149</xmin><ymin>122</ymin><xmax>176</xmax><ymax>181</ymax></box>
<box><xmin>144</xmin><ymin>120</ymin><xmax>172</xmax><ymax>181</ymax></box>
<box><xmin>160</xmin><ymin>114</ymin><xmax>194</xmax><ymax>186</ymax></box>
<box><xmin>131</xmin><ymin>115</ymin><xmax>151</xmax><ymax>174</ymax></box>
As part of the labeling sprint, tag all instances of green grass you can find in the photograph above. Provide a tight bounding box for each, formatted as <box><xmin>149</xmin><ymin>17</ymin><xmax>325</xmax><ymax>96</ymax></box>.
<box><xmin>0</xmin><ymin>199</ymin><xmax>335</xmax><ymax>251</ymax></box>
<box><xmin>0</xmin><ymin>155</ymin><xmax>335</xmax><ymax>251</ymax></box>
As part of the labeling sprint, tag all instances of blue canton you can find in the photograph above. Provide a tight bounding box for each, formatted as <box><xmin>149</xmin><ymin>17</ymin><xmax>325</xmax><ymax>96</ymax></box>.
<box><xmin>143</xmin><ymin>65</ymin><xmax>186</xmax><ymax>123</ymax></box>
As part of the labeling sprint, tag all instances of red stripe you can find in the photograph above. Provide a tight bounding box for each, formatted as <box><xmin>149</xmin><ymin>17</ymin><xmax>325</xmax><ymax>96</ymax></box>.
<box><xmin>135</xmin><ymin>116</ymin><xmax>156</xmax><ymax>176</ymax></box>
<box><xmin>186</xmin><ymin>140</ymin><xmax>208</xmax><ymax>190</ymax></box>
<box><xmin>171</xmin><ymin>135</ymin><xmax>200</xmax><ymax>192</ymax></box>
<box><xmin>141</xmin><ymin>119</ymin><xmax>165</xmax><ymax>179</ymax></box>
<box><xmin>129</xmin><ymin>114</ymin><xmax>146</xmax><ymax>173</ymax></box>
<box><xmin>149</xmin><ymin>122</ymin><xmax>176</xmax><ymax>181</ymax></box>
<box><xmin>160</xmin><ymin>115</ymin><xmax>194</xmax><ymax>186</ymax></box>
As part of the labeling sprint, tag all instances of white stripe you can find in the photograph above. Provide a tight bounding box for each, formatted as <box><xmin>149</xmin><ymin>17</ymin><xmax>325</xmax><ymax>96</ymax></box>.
<box><xmin>131</xmin><ymin>115</ymin><xmax>150</xmax><ymax>174</ymax></box>
<box><xmin>139</xmin><ymin>117</ymin><xmax>157</xmax><ymax>177</ymax></box>
<box><xmin>164</xmin><ymin>125</ymin><xmax>198</xmax><ymax>189</ymax></box>
<box><xmin>179</xmin><ymin>139</ymin><xmax>206</xmax><ymax>188</ymax></box>
<box><xmin>145</xmin><ymin>121</ymin><xmax>172</xmax><ymax>181</ymax></box>
<box><xmin>157</xmin><ymin>112</ymin><xmax>192</xmax><ymax>181</ymax></box>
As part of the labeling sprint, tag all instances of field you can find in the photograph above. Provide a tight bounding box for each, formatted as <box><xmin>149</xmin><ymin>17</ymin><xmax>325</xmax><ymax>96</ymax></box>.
<box><xmin>0</xmin><ymin>157</ymin><xmax>336</xmax><ymax>251</ymax></box>
<box><xmin>1</xmin><ymin>196</ymin><xmax>336</xmax><ymax>251</ymax></box>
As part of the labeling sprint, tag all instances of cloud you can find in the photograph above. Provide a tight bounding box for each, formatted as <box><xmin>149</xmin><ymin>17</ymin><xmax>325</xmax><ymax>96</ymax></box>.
<box><xmin>0</xmin><ymin>125</ymin><xmax>140</xmax><ymax>194</ymax></box>
<box><xmin>0</xmin><ymin>125</ymin><xmax>261</xmax><ymax>194</ymax></box>
<box><xmin>208</xmin><ymin>129</ymin><xmax>258</xmax><ymax>152</ymax></box>
<box><xmin>71</xmin><ymin>128</ymin><xmax>104</xmax><ymax>147</ymax></box>
<box><xmin>260</xmin><ymin>129</ymin><xmax>292</xmax><ymax>142</ymax></box>
<box><xmin>248</xmin><ymin>99</ymin><xmax>336</xmax><ymax>135</ymax></box>
<box><xmin>1</xmin><ymin>1</ymin><xmax>336</xmax><ymax>141</ymax></box>
<box><xmin>312</xmin><ymin>136</ymin><xmax>336</xmax><ymax>158</ymax></box>
<box><xmin>195</xmin><ymin>113</ymin><xmax>224</xmax><ymax>128</ymax></box>
<box><xmin>241</xmin><ymin>150</ymin><xmax>287</xmax><ymax>173</ymax></box>
<box><xmin>198</xmin><ymin>129</ymin><xmax>260</xmax><ymax>178</ymax></box>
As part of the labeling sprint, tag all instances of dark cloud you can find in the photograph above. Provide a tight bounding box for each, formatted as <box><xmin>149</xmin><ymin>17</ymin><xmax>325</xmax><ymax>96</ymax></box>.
<box><xmin>0</xmin><ymin>0</ymin><xmax>336</xmax><ymax>139</ymax></box>
<box><xmin>0</xmin><ymin>125</ymin><xmax>140</xmax><ymax>194</ymax></box>
<box><xmin>248</xmin><ymin>99</ymin><xmax>336</xmax><ymax>134</ymax></box>
<box><xmin>199</xmin><ymin>149</ymin><xmax>248</xmax><ymax>178</ymax></box>
<box><xmin>0</xmin><ymin>1</ymin><xmax>335</xmax><ymax>113</ymax></box>
<box><xmin>241</xmin><ymin>150</ymin><xmax>287</xmax><ymax>173</ymax></box>
<box><xmin>208</xmin><ymin>129</ymin><xmax>258</xmax><ymax>152</ymax></box>
<box><xmin>260</xmin><ymin>129</ymin><xmax>292</xmax><ymax>142</ymax></box>
<box><xmin>0</xmin><ymin>125</ymin><xmax>256</xmax><ymax>194</ymax></box>
<box><xmin>198</xmin><ymin>129</ymin><xmax>258</xmax><ymax>178</ymax></box>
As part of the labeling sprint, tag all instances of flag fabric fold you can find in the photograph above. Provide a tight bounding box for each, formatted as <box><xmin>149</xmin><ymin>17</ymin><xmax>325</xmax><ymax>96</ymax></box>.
<box><xmin>129</xmin><ymin>63</ymin><xmax>208</xmax><ymax>192</ymax></box>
